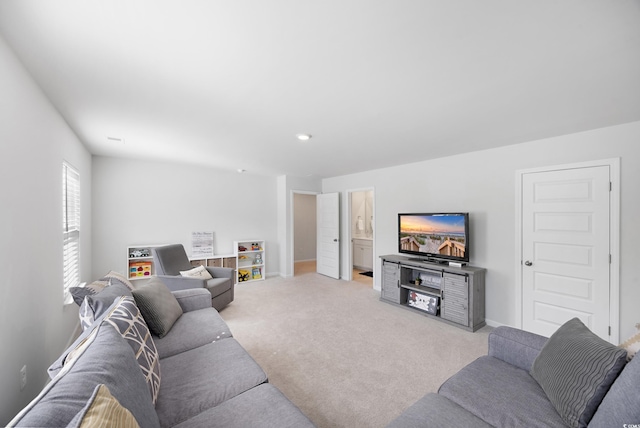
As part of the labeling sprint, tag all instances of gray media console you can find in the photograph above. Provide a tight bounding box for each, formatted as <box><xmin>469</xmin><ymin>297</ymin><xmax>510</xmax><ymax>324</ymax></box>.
<box><xmin>380</xmin><ymin>254</ymin><xmax>486</xmax><ymax>332</ymax></box>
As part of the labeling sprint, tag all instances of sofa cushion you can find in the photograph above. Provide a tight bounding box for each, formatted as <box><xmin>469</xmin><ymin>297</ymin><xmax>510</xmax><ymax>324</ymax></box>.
<box><xmin>9</xmin><ymin>325</ymin><xmax>159</xmax><ymax>428</ymax></box>
<box><xmin>78</xmin><ymin>282</ymin><xmax>132</xmax><ymax>330</ymax></box>
<box><xmin>488</xmin><ymin>326</ymin><xmax>548</xmax><ymax>371</ymax></box>
<box><xmin>155</xmin><ymin>338</ymin><xmax>268</xmax><ymax>427</ymax></box>
<box><xmin>588</xmin><ymin>349</ymin><xmax>640</xmax><ymax>427</ymax></box>
<box><xmin>132</xmin><ymin>277</ymin><xmax>183</xmax><ymax>338</ymax></box>
<box><xmin>206</xmin><ymin>277</ymin><xmax>232</xmax><ymax>298</ymax></box>
<box><xmin>172</xmin><ymin>384</ymin><xmax>315</xmax><ymax>428</ymax></box>
<box><xmin>172</xmin><ymin>288</ymin><xmax>216</xmax><ymax>312</ymax></box>
<box><xmin>180</xmin><ymin>265</ymin><xmax>213</xmax><ymax>279</ymax></box>
<box><xmin>387</xmin><ymin>393</ymin><xmax>493</xmax><ymax>428</ymax></box>
<box><xmin>530</xmin><ymin>318</ymin><xmax>627</xmax><ymax>428</ymax></box>
<box><xmin>153</xmin><ymin>308</ymin><xmax>232</xmax><ymax>359</ymax></box>
<box><xmin>439</xmin><ymin>355</ymin><xmax>567</xmax><ymax>428</ymax></box>
<box><xmin>103</xmin><ymin>296</ymin><xmax>161</xmax><ymax>405</ymax></box>
<box><xmin>66</xmin><ymin>384</ymin><xmax>140</xmax><ymax>428</ymax></box>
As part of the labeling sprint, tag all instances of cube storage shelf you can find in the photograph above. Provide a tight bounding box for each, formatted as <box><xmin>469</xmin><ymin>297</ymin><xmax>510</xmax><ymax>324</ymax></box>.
<box><xmin>235</xmin><ymin>240</ymin><xmax>265</xmax><ymax>283</ymax></box>
<box><xmin>126</xmin><ymin>244</ymin><xmax>166</xmax><ymax>280</ymax></box>
<box><xmin>189</xmin><ymin>254</ymin><xmax>237</xmax><ymax>270</ymax></box>
<box><xmin>380</xmin><ymin>254</ymin><xmax>486</xmax><ymax>332</ymax></box>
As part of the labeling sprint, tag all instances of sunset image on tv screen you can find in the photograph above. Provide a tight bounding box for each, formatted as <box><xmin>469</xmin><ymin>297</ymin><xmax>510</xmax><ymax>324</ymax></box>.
<box><xmin>399</xmin><ymin>214</ymin><xmax>466</xmax><ymax>258</ymax></box>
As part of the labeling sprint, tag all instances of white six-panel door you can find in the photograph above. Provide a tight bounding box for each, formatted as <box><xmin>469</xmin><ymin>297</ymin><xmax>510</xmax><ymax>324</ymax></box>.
<box><xmin>521</xmin><ymin>165</ymin><xmax>611</xmax><ymax>340</ymax></box>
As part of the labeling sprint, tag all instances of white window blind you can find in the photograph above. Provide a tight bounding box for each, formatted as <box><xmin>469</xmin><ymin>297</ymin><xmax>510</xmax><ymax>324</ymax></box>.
<box><xmin>63</xmin><ymin>162</ymin><xmax>80</xmax><ymax>299</ymax></box>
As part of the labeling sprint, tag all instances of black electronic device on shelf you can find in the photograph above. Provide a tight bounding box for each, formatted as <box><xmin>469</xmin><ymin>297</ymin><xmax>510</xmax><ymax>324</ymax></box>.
<box><xmin>398</xmin><ymin>212</ymin><xmax>469</xmax><ymax>264</ymax></box>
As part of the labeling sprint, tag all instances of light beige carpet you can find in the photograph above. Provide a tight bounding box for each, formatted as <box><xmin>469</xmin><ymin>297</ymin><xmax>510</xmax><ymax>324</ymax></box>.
<box><xmin>221</xmin><ymin>270</ymin><xmax>492</xmax><ymax>428</ymax></box>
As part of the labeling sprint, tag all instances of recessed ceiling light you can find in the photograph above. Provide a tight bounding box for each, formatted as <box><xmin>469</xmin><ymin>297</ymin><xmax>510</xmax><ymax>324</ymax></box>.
<box><xmin>237</xmin><ymin>169</ymin><xmax>246</xmax><ymax>173</ymax></box>
<box><xmin>296</xmin><ymin>134</ymin><xmax>312</xmax><ymax>141</ymax></box>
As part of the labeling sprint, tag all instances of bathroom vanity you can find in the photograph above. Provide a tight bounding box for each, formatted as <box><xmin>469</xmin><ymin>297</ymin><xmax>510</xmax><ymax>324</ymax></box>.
<box><xmin>353</xmin><ymin>238</ymin><xmax>373</xmax><ymax>271</ymax></box>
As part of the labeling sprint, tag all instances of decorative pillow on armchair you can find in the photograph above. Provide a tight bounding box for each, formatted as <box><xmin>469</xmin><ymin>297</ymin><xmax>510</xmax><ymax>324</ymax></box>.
<box><xmin>530</xmin><ymin>318</ymin><xmax>628</xmax><ymax>428</ymax></box>
<box><xmin>179</xmin><ymin>265</ymin><xmax>213</xmax><ymax>279</ymax></box>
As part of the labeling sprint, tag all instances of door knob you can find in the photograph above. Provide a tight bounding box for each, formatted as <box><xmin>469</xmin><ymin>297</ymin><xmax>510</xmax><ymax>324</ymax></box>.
<box><xmin>333</xmin><ymin>238</ymin><xmax>339</xmax><ymax>242</ymax></box>
<box><xmin>524</xmin><ymin>260</ymin><xmax>533</xmax><ymax>266</ymax></box>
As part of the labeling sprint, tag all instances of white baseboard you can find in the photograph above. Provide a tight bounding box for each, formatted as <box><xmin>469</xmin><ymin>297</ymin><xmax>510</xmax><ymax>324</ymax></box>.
<box><xmin>484</xmin><ymin>318</ymin><xmax>508</xmax><ymax>329</ymax></box>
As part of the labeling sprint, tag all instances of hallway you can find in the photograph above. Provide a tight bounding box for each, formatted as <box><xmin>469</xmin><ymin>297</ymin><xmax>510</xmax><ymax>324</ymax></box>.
<box><xmin>294</xmin><ymin>260</ymin><xmax>373</xmax><ymax>287</ymax></box>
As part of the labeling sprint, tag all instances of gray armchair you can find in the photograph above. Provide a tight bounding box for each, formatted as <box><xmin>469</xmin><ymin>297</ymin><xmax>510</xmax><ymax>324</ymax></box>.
<box><xmin>151</xmin><ymin>244</ymin><xmax>235</xmax><ymax>311</ymax></box>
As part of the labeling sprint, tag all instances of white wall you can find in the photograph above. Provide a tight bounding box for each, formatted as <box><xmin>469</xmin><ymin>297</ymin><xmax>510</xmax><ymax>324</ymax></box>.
<box><xmin>293</xmin><ymin>193</ymin><xmax>317</xmax><ymax>262</ymax></box>
<box><xmin>0</xmin><ymin>37</ymin><xmax>92</xmax><ymax>425</ymax></box>
<box><xmin>92</xmin><ymin>156</ymin><xmax>279</xmax><ymax>277</ymax></box>
<box><xmin>322</xmin><ymin>121</ymin><xmax>640</xmax><ymax>340</ymax></box>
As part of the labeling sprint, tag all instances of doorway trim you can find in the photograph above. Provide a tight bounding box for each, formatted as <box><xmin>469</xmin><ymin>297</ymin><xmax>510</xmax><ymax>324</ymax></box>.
<box><xmin>514</xmin><ymin>158</ymin><xmax>620</xmax><ymax>343</ymax></box>
<box><xmin>290</xmin><ymin>190</ymin><xmax>320</xmax><ymax>278</ymax></box>
<box><xmin>346</xmin><ymin>187</ymin><xmax>375</xmax><ymax>283</ymax></box>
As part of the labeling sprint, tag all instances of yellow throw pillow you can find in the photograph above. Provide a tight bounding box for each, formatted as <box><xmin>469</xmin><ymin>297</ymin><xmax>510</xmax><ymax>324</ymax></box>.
<box><xmin>78</xmin><ymin>384</ymin><xmax>140</xmax><ymax>428</ymax></box>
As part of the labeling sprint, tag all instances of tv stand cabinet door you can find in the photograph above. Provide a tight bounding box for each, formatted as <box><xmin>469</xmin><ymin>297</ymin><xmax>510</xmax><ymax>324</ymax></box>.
<box><xmin>441</xmin><ymin>273</ymin><xmax>469</xmax><ymax>327</ymax></box>
<box><xmin>381</xmin><ymin>261</ymin><xmax>401</xmax><ymax>303</ymax></box>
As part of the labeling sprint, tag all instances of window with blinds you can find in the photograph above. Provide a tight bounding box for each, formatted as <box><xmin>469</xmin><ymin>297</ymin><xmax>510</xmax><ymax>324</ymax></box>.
<box><xmin>63</xmin><ymin>162</ymin><xmax>80</xmax><ymax>300</ymax></box>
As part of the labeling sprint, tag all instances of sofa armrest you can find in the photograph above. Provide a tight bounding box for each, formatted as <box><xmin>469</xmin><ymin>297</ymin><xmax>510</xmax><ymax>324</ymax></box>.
<box><xmin>206</xmin><ymin>266</ymin><xmax>235</xmax><ymax>280</ymax></box>
<box><xmin>488</xmin><ymin>326</ymin><xmax>548</xmax><ymax>372</ymax></box>
<box><xmin>171</xmin><ymin>288</ymin><xmax>213</xmax><ymax>312</ymax></box>
<box><xmin>155</xmin><ymin>275</ymin><xmax>206</xmax><ymax>291</ymax></box>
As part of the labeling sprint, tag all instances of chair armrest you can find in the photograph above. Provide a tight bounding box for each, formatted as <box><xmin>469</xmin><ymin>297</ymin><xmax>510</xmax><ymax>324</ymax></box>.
<box><xmin>488</xmin><ymin>326</ymin><xmax>548</xmax><ymax>372</ymax></box>
<box><xmin>154</xmin><ymin>275</ymin><xmax>206</xmax><ymax>291</ymax></box>
<box><xmin>206</xmin><ymin>267</ymin><xmax>235</xmax><ymax>280</ymax></box>
<box><xmin>171</xmin><ymin>288</ymin><xmax>212</xmax><ymax>312</ymax></box>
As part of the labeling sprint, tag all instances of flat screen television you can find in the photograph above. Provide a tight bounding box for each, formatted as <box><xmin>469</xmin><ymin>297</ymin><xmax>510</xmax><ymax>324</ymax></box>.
<box><xmin>398</xmin><ymin>213</ymin><xmax>469</xmax><ymax>263</ymax></box>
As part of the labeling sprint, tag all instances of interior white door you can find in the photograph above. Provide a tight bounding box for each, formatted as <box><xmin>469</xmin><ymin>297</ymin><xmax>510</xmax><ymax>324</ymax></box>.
<box><xmin>521</xmin><ymin>165</ymin><xmax>611</xmax><ymax>340</ymax></box>
<box><xmin>317</xmin><ymin>192</ymin><xmax>340</xmax><ymax>279</ymax></box>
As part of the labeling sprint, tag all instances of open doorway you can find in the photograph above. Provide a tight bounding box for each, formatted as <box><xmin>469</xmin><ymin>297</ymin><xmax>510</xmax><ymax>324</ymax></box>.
<box><xmin>349</xmin><ymin>189</ymin><xmax>374</xmax><ymax>287</ymax></box>
<box><xmin>292</xmin><ymin>192</ymin><xmax>317</xmax><ymax>276</ymax></box>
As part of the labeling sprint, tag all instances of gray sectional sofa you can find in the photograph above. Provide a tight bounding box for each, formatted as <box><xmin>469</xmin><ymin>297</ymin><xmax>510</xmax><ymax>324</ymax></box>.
<box><xmin>9</xmin><ymin>275</ymin><xmax>314</xmax><ymax>427</ymax></box>
<box><xmin>388</xmin><ymin>319</ymin><xmax>640</xmax><ymax>428</ymax></box>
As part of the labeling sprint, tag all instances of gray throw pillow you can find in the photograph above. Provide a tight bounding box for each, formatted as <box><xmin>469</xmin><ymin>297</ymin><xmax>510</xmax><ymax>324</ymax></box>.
<box><xmin>79</xmin><ymin>282</ymin><xmax>133</xmax><ymax>330</ymax></box>
<box><xmin>69</xmin><ymin>280</ymin><xmax>109</xmax><ymax>306</ymax></box>
<box><xmin>530</xmin><ymin>318</ymin><xmax>628</xmax><ymax>428</ymax></box>
<box><xmin>103</xmin><ymin>296</ymin><xmax>161</xmax><ymax>404</ymax></box>
<box><xmin>132</xmin><ymin>277</ymin><xmax>183</xmax><ymax>338</ymax></box>
<box><xmin>588</xmin><ymin>349</ymin><xmax>640</xmax><ymax>427</ymax></box>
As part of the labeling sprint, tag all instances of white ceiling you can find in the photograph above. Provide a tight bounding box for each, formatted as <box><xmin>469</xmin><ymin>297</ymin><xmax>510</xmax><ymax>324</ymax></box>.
<box><xmin>1</xmin><ymin>1</ymin><xmax>640</xmax><ymax>178</ymax></box>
